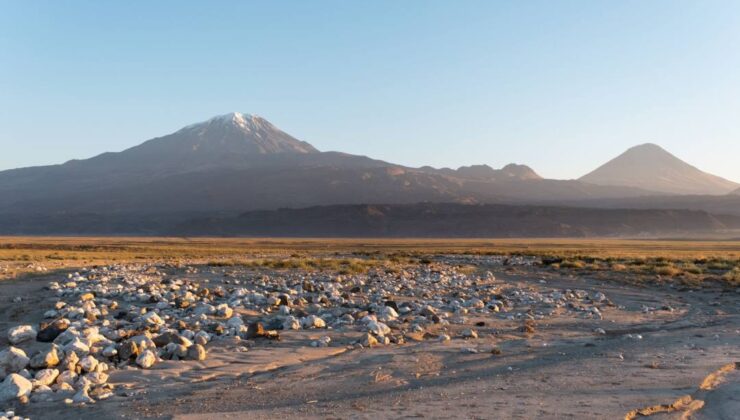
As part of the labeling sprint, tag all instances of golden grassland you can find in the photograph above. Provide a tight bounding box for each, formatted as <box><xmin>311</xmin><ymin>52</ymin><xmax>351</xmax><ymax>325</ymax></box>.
<box><xmin>0</xmin><ymin>237</ymin><xmax>739</xmax><ymax>284</ymax></box>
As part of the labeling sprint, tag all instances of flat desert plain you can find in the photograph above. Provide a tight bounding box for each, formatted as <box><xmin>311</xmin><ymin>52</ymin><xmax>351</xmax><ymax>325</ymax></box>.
<box><xmin>0</xmin><ymin>238</ymin><xmax>738</xmax><ymax>419</ymax></box>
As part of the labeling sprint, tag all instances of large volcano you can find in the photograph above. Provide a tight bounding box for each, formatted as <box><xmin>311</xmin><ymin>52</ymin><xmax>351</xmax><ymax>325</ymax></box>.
<box><xmin>580</xmin><ymin>143</ymin><xmax>739</xmax><ymax>195</ymax></box>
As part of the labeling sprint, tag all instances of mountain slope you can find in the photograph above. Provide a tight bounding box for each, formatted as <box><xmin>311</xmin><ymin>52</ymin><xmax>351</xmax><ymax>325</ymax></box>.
<box><xmin>580</xmin><ymin>143</ymin><xmax>739</xmax><ymax>195</ymax></box>
<box><xmin>0</xmin><ymin>113</ymin><xmax>655</xmax><ymax>218</ymax></box>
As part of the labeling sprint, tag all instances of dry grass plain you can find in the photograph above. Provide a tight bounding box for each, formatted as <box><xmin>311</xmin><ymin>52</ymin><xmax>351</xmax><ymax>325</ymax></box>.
<box><xmin>1</xmin><ymin>236</ymin><xmax>739</xmax><ymax>285</ymax></box>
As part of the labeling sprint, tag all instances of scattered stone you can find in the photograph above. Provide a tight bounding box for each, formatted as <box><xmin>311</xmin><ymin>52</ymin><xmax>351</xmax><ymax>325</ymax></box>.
<box><xmin>366</xmin><ymin>321</ymin><xmax>390</xmax><ymax>337</ymax></box>
<box><xmin>0</xmin><ymin>253</ymin><xmax>620</xmax><ymax>412</ymax></box>
<box><xmin>461</xmin><ymin>328</ymin><xmax>478</xmax><ymax>339</ymax></box>
<box><xmin>136</xmin><ymin>350</ymin><xmax>157</xmax><ymax>369</ymax></box>
<box><xmin>37</xmin><ymin>319</ymin><xmax>69</xmax><ymax>343</ymax></box>
<box><xmin>311</xmin><ymin>336</ymin><xmax>331</xmax><ymax>348</ymax></box>
<box><xmin>72</xmin><ymin>387</ymin><xmax>95</xmax><ymax>404</ymax></box>
<box><xmin>186</xmin><ymin>344</ymin><xmax>207</xmax><ymax>361</ymax></box>
<box><xmin>361</xmin><ymin>333</ymin><xmax>379</xmax><ymax>347</ymax></box>
<box><xmin>301</xmin><ymin>315</ymin><xmax>326</xmax><ymax>329</ymax></box>
<box><xmin>78</xmin><ymin>355</ymin><xmax>99</xmax><ymax>373</ymax></box>
<box><xmin>245</xmin><ymin>322</ymin><xmax>266</xmax><ymax>339</ymax></box>
<box><xmin>142</xmin><ymin>311</ymin><xmax>165</xmax><ymax>326</ymax></box>
<box><xmin>7</xmin><ymin>325</ymin><xmax>36</xmax><ymax>345</ymax></box>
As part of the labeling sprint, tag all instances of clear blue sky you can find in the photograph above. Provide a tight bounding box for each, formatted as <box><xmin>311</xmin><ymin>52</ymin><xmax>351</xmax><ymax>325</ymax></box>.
<box><xmin>2</xmin><ymin>1</ymin><xmax>740</xmax><ymax>181</ymax></box>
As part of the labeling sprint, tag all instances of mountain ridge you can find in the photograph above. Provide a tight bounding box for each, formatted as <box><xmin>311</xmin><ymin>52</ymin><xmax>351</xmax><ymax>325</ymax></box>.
<box><xmin>1</xmin><ymin>113</ymin><xmax>735</xmax><ymax>236</ymax></box>
<box><xmin>0</xmin><ymin>113</ymin><xmax>658</xmax><ymax>216</ymax></box>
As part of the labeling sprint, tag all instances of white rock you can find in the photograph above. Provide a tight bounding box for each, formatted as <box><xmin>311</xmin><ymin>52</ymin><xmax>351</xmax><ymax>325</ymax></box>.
<box><xmin>7</xmin><ymin>325</ymin><xmax>36</xmax><ymax>345</ymax></box>
<box><xmin>0</xmin><ymin>373</ymin><xmax>32</xmax><ymax>402</ymax></box>
<box><xmin>78</xmin><ymin>355</ymin><xmax>98</xmax><ymax>372</ymax></box>
<box><xmin>366</xmin><ymin>321</ymin><xmax>390</xmax><ymax>337</ymax></box>
<box><xmin>377</xmin><ymin>306</ymin><xmax>399</xmax><ymax>322</ymax></box>
<box><xmin>128</xmin><ymin>334</ymin><xmax>156</xmax><ymax>350</ymax></box>
<box><xmin>311</xmin><ymin>336</ymin><xmax>331</xmax><ymax>348</ymax></box>
<box><xmin>0</xmin><ymin>347</ymin><xmax>29</xmax><ymax>373</ymax></box>
<box><xmin>84</xmin><ymin>371</ymin><xmax>108</xmax><ymax>385</ymax></box>
<box><xmin>34</xmin><ymin>369</ymin><xmax>60</xmax><ymax>387</ymax></box>
<box><xmin>282</xmin><ymin>316</ymin><xmax>301</xmax><ymax>330</ymax></box>
<box><xmin>301</xmin><ymin>315</ymin><xmax>326</xmax><ymax>329</ymax></box>
<box><xmin>142</xmin><ymin>311</ymin><xmax>164</xmax><ymax>325</ymax></box>
<box><xmin>136</xmin><ymin>350</ymin><xmax>157</xmax><ymax>369</ymax></box>
<box><xmin>64</xmin><ymin>338</ymin><xmax>90</xmax><ymax>356</ymax></box>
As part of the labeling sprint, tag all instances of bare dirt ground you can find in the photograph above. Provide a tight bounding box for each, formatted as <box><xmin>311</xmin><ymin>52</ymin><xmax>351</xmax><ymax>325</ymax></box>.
<box><xmin>2</xmin><ymin>259</ymin><xmax>738</xmax><ymax>420</ymax></box>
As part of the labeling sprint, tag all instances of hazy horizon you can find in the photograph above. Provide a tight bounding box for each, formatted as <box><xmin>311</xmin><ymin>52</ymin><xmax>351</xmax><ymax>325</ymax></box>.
<box><xmin>2</xmin><ymin>1</ymin><xmax>740</xmax><ymax>181</ymax></box>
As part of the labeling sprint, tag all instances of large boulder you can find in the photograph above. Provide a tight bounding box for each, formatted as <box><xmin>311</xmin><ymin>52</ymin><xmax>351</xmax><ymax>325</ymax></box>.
<box><xmin>0</xmin><ymin>347</ymin><xmax>29</xmax><ymax>374</ymax></box>
<box><xmin>0</xmin><ymin>373</ymin><xmax>32</xmax><ymax>402</ymax></box>
<box><xmin>29</xmin><ymin>345</ymin><xmax>61</xmax><ymax>369</ymax></box>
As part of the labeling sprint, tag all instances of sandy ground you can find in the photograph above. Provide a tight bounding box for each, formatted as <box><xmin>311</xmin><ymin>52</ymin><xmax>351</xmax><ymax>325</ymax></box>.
<box><xmin>3</xmin><ymin>264</ymin><xmax>739</xmax><ymax>420</ymax></box>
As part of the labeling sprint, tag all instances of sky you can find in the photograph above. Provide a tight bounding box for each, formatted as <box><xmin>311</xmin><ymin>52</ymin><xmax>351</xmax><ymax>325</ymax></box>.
<box><xmin>2</xmin><ymin>1</ymin><xmax>740</xmax><ymax>181</ymax></box>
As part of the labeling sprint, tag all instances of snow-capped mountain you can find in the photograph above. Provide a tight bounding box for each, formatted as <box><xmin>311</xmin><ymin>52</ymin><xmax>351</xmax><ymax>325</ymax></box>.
<box><xmin>175</xmin><ymin>112</ymin><xmax>318</xmax><ymax>155</ymax></box>
<box><xmin>0</xmin><ymin>113</ymin><xmax>674</xmax><ymax>233</ymax></box>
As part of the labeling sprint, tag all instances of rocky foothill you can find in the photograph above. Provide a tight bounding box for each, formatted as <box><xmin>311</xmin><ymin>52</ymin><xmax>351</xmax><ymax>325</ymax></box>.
<box><xmin>1</xmin><ymin>256</ymin><xmax>615</xmax><ymax>414</ymax></box>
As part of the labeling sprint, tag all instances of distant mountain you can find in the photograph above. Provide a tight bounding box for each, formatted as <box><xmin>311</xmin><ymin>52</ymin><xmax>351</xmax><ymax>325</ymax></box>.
<box><xmin>421</xmin><ymin>163</ymin><xmax>542</xmax><ymax>181</ymax></box>
<box><xmin>732</xmin><ymin>187</ymin><xmax>740</xmax><ymax>195</ymax></box>
<box><xmin>0</xmin><ymin>112</ymin><xmax>655</xmax><ymax>221</ymax></box>
<box><xmin>580</xmin><ymin>143</ymin><xmax>739</xmax><ymax>195</ymax></box>
<box><xmin>62</xmin><ymin>112</ymin><xmax>319</xmax><ymax>174</ymax></box>
<box><xmin>172</xmin><ymin>203</ymin><xmax>740</xmax><ymax>238</ymax></box>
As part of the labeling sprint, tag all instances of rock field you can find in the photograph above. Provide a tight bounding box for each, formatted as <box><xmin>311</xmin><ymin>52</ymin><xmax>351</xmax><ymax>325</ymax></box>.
<box><xmin>0</xmin><ymin>255</ymin><xmax>738</xmax><ymax>419</ymax></box>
